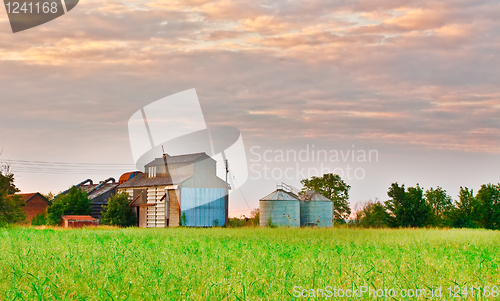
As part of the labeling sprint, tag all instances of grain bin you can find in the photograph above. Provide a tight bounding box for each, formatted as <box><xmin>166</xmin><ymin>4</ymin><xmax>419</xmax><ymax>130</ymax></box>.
<box><xmin>299</xmin><ymin>191</ymin><xmax>333</xmax><ymax>227</ymax></box>
<box><xmin>259</xmin><ymin>184</ymin><xmax>300</xmax><ymax>227</ymax></box>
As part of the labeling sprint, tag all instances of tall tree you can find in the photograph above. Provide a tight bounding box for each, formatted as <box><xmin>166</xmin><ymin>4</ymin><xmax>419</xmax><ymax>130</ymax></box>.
<box><xmin>46</xmin><ymin>186</ymin><xmax>92</xmax><ymax>225</ymax></box>
<box><xmin>449</xmin><ymin>187</ymin><xmax>478</xmax><ymax>228</ymax></box>
<box><xmin>475</xmin><ymin>183</ymin><xmax>500</xmax><ymax>230</ymax></box>
<box><xmin>301</xmin><ymin>173</ymin><xmax>351</xmax><ymax>222</ymax></box>
<box><xmin>0</xmin><ymin>166</ymin><xmax>26</xmax><ymax>225</ymax></box>
<box><xmin>100</xmin><ymin>192</ymin><xmax>136</xmax><ymax>227</ymax></box>
<box><xmin>385</xmin><ymin>183</ymin><xmax>431</xmax><ymax>228</ymax></box>
<box><xmin>425</xmin><ymin>186</ymin><xmax>453</xmax><ymax>227</ymax></box>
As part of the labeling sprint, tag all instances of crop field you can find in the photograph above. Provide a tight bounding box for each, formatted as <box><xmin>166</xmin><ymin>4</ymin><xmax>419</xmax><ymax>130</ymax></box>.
<box><xmin>0</xmin><ymin>227</ymin><xmax>499</xmax><ymax>300</ymax></box>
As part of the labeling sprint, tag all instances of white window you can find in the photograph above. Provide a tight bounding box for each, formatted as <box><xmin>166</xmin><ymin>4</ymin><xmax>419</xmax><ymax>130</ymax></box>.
<box><xmin>149</xmin><ymin>166</ymin><xmax>157</xmax><ymax>178</ymax></box>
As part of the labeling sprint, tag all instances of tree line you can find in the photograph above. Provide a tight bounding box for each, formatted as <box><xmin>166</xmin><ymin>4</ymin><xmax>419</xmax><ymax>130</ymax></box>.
<box><xmin>354</xmin><ymin>183</ymin><xmax>500</xmax><ymax>229</ymax></box>
<box><xmin>298</xmin><ymin>173</ymin><xmax>500</xmax><ymax>229</ymax></box>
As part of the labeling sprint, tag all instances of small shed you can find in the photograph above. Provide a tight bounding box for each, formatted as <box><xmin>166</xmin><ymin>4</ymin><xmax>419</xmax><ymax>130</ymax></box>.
<box><xmin>61</xmin><ymin>215</ymin><xmax>99</xmax><ymax>228</ymax></box>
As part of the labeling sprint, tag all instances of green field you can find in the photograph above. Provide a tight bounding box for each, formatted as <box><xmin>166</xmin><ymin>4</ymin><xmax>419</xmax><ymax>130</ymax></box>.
<box><xmin>0</xmin><ymin>227</ymin><xmax>499</xmax><ymax>300</ymax></box>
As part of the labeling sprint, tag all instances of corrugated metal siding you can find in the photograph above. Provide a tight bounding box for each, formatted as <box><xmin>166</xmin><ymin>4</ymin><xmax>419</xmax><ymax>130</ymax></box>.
<box><xmin>260</xmin><ymin>200</ymin><xmax>300</xmax><ymax>227</ymax></box>
<box><xmin>300</xmin><ymin>201</ymin><xmax>333</xmax><ymax>227</ymax></box>
<box><xmin>181</xmin><ymin>188</ymin><xmax>226</xmax><ymax>227</ymax></box>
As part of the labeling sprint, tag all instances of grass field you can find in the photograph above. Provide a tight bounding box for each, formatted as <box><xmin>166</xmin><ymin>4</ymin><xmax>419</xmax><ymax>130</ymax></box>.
<box><xmin>0</xmin><ymin>227</ymin><xmax>499</xmax><ymax>300</ymax></box>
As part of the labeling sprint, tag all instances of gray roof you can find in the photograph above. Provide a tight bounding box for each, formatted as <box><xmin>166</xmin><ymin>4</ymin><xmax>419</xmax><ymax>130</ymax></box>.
<box><xmin>299</xmin><ymin>190</ymin><xmax>332</xmax><ymax>202</ymax></box>
<box><xmin>145</xmin><ymin>153</ymin><xmax>208</xmax><ymax>167</ymax></box>
<box><xmin>260</xmin><ymin>189</ymin><xmax>300</xmax><ymax>201</ymax></box>
<box><xmin>79</xmin><ymin>183</ymin><xmax>118</xmax><ymax>200</ymax></box>
<box><xmin>117</xmin><ymin>173</ymin><xmax>191</xmax><ymax>189</ymax></box>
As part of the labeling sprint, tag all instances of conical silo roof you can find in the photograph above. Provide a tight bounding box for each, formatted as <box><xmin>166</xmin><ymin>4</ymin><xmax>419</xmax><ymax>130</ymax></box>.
<box><xmin>260</xmin><ymin>189</ymin><xmax>300</xmax><ymax>201</ymax></box>
<box><xmin>299</xmin><ymin>190</ymin><xmax>331</xmax><ymax>202</ymax></box>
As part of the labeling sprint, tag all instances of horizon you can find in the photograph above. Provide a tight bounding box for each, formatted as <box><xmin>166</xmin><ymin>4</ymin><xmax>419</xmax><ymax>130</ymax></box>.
<box><xmin>1</xmin><ymin>0</ymin><xmax>499</xmax><ymax>217</ymax></box>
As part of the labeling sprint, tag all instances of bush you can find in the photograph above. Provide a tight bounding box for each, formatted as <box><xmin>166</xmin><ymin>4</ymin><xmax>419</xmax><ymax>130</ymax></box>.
<box><xmin>266</xmin><ymin>217</ymin><xmax>277</xmax><ymax>228</ymax></box>
<box><xmin>100</xmin><ymin>192</ymin><xmax>136</xmax><ymax>227</ymax></box>
<box><xmin>180</xmin><ymin>212</ymin><xmax>187</xmax><ymax>226</ymax></box>
<box><xmin>355</xmin><ymin>200</ymin><xmax>389</xmax><ymax>228</ymax></box>
<box><xmin>31</xmin><ymin>213</ymin><xmax>46</xmax><ymax>226</ymax></box>
<box><xmin>46</xmin><ymin>186</ymin><xmax>91</xmax><ymax>225</ymax></box>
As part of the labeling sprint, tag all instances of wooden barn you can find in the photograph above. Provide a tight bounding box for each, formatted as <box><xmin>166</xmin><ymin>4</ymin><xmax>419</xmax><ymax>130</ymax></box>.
<box><xmin>118</xmin><ymin>152</ymin><xmax>229</xmax><ymax>228</ymax></box>
<box><xmin>18</xmin><ymin>193</ymin><xmax>51</xmax><ymax>222</ymax></box>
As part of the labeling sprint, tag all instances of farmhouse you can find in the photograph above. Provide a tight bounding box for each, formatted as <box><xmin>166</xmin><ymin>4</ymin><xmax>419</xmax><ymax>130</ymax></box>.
<box><xmin>17</xmin><ymin>192</ymin><xmax>50</xmax><ymax>222</ymax></box>
<box><xmin>118</xmin><ymin>152</ymin><xmax>229</xmax><ymax>228</ymax></box>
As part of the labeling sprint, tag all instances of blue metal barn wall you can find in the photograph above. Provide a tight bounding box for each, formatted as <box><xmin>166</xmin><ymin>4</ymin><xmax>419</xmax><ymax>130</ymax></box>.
<box><xmin>181</xmin><ymin>188</ymin><xmax>226</xmax><ymax>227</ymax></box>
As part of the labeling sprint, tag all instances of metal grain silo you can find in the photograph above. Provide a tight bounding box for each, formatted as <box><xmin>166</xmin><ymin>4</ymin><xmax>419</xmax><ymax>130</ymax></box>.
<box><xmin>259</xmin><ymin>184</ymin><xmax>300</xmax><ymax>227</ymax></box>
<box><xmin>299</xmin><ymin>191</ymin><xmax>333</xmax><ymax>227</ymax></box>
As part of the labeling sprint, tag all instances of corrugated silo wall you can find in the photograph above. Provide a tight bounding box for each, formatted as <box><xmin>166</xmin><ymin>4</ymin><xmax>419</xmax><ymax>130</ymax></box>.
<box><xmin>181</xmin><ymin>188</ymin><xmax>226</xmax><ymax>227</ymax></box>
<box><xmin>300</xmin><ymin>201</ymin><xmax>333</xmax><ymax>227</ymax></box>
<box><xmin>259</xmin><ymin>200</ymin><xmax>300</xmax><ymax>227</ymax></box>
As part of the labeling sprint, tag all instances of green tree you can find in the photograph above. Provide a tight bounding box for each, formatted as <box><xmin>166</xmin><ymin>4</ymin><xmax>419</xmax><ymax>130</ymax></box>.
<box><xmin>385</xmin><ymin>183</ymin><xmax>431</xmax><ymax>228</ymax></box>
<box><xmin>249</xmin><ymin>208</ymin><xmax>259</xmax><ymax>226</ymax></box>
<box><xmin>355</xmin><ymin>200</ymin><xmax>389</xmax><ymax>228</ymax></box>
<box><xmin>100</xmin><ymin>192</ymin><xmax>136</xmax><ymax>227</ymax></box>
<box><xmin>475</xmin><ymin>183</ymin><xmax>500</xmax><ymax>230</ymax></box>
<box><xmin>0</xmin><ymin>167</ymin><xmax>26</xmax><ymax>226</ymax></box>
<box><xmin>425</xmin><ymin>186</ymin><xmax>453</xmax><ymax>227</ymax></box>
<box><xmin>46</xmin><ymin>186</ymin><xmax>92</xmax><ymax>225</ymax></box>
<box><xmin>301</xmin><ymin>173</ymin><xmax>351</xmax><ymax>223</ymax></box>
<box><xmin>449</xmin><ymin>187</ymin><xmax>478</xmax><ymax>228</ymax></box>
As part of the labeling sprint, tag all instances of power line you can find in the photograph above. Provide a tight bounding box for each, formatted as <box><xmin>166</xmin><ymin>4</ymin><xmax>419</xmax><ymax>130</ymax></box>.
<box><xmin>0</xmin><ymin>158</ymin><xmax>137</xmax><ymax>175</ymax></box>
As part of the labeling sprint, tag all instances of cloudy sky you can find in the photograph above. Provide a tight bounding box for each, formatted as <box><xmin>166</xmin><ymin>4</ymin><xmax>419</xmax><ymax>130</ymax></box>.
<box><xmin>1</xmin><ymin>0</ymin><xmax>499</xmax><ymax>216</ymax></box>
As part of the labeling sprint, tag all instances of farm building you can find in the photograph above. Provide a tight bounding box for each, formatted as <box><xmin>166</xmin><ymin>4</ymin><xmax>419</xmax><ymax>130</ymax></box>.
<box><xmin>17</xmin><ymin>192</ymin><xmax>51</xmax><ymax>222</ymax></box>
<box><xmin>259</xmin><ymin>183</ymin><xmax>334</xmax><ymax>227</ymax></box>
<box><xmin>299</xmin><ymin>190</ymin><xmax>334</xmax><ymax>227</ymax></box>
<box><xmin>259</xmin><ymin>183</ymin><xmax>301</xmax><ymax>227</ymax></box>
<box><xmin>61</xmin><ymin>215</ymin><xmax>99</xmax><ymax>228</ymax></box>
<box><xmin>118</xmin><ymin>152</ymin><xmax>229</xmax><ymax>228</ymax></box>
<box><xmin>118</xmin><ymin>171</ymin><xmax>142</xmax><ymax>185</ymax></box>
<box><xmin>58</xmin><ymin>177</ymin><xmax>125</xmax><ymax>219</ymax></box>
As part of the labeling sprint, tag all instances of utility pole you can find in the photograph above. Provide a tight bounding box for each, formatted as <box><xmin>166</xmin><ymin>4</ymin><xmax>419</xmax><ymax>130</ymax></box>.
<box><xmin>161</xmin><ymin>145</ymin><xmax>171</xmax><ymax>180</ymax></box>
<box><xmin>225</xmin><ymin>159</ymin><xmax>229</xmax><ymax>184</ymax></box>
<box><xmin>224</xmin><ymin>159</ymin><xmax>229</xmax><ymax>226</ymax></box>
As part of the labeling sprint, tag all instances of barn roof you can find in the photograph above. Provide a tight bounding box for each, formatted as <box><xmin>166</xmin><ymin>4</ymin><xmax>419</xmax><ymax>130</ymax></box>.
<box><xmin>79</xmin><ymin>183</ymin><xmax>119</xmax><ymax>200</ymax></box>
<box><xmin>61</xmin><ymin>215</ymin><xmax>97</xmax><ymax>221</ymax></box>
<box><xmin>17</xmin><ymin>192</ymin><xmax>50</xmax><ymax>204</ymax></box>
<box><xmin>144</xmin><ymin>153</ymin><xmax>208</xmax><ymax>167</ymax></box>
<box><xmin>117</xmin><ymin>173</ymin><xmax>192</xmax><ymax>188</ymax></box>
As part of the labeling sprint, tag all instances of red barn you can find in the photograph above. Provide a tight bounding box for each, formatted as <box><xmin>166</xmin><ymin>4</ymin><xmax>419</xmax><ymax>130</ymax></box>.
<box><xmin>18</xmin><ymin>193</ymin><xmax>51</xmax><ymax>222</ymax></box>
<box><xmin>61</xmin><ymin>215</ymin><xmax>99</xmax><ymax>228</ymax></box>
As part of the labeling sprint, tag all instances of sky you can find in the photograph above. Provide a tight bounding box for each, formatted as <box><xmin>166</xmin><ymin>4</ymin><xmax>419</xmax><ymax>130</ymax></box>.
<box><xmin>1</xmin><ymin>0</ymin><xmax>499</xmax><ymax>217</ymax></box>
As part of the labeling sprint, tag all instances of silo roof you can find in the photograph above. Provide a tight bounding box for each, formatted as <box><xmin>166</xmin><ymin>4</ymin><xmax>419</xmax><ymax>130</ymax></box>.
<box><xmin>260</xmin><ymin>189</ymin><xmax>300</xmax><ymax>201</ymax></box>
<box><xmin>299</xmin><ymin>190</ymin><xmax>332</xmax><ymax>202</ymax></box>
